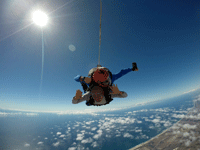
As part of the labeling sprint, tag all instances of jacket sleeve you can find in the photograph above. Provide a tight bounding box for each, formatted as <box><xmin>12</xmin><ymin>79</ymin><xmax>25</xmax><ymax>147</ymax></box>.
<box><xmin>74</xmin><ymin>75</ymin><xmax>90</xmax><ymax>93</ymax></box>
<box><xmin>111</xmin><ymin>91</ymin><xmax>128</xmax><ymax>98</ymax></box>
<box><xmin>74</xmin><ymin>75</ymin><xmax>81</xmax><ymax>82</ymax></box>
<box><xmin>72</xmin><ymin>92</ymin><xmax>91</xmax><ymax>104</ymax></box>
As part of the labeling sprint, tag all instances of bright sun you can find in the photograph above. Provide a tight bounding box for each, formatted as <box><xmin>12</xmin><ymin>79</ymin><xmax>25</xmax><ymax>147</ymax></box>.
<box><xmin>33</xmin><ymin>11</ymin><xmax>48</xmax><ymax>27</ymax></box>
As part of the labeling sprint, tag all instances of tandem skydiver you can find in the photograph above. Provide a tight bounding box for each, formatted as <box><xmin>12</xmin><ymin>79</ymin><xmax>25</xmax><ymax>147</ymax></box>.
<box><xmin>72</xmin><ymin>62</ymin><xmax>138</xmax><ymax>106</ymax></box>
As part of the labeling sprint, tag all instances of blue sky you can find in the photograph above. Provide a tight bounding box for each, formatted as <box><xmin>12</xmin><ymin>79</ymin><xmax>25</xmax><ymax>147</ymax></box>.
<box><xmin>0</xmin><ymin>0</ymin><xmax>200</xmax><ymax>112</ymax></box>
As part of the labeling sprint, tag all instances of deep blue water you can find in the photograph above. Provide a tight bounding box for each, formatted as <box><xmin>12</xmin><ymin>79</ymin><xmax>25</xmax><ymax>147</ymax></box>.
<box><xmin>0</xmin><ymin>90</ymin><xmax>199</xmax><ymax>150</ymax></box>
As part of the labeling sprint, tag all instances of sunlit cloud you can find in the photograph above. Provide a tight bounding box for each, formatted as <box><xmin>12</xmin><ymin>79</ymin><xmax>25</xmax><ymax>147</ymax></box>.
<box><xmin>81</xmin><ymin>137</ymin><xmax>93</xmax><ymax>144</ymax></box>
<box><xmin>53</xmin><ymin>141</ymin><xmax>60</xmax><ymax>147</ymax></box>
<box><xmin>152</xmin><ymin>119</ymin><xmax>160</xmax><ymax>123</ymax></box>
<box><xmin>93</xmin><ymin>133</ymin><xmax>102</xmax><ymax>140</ymax></box>
<box><xmin>68</xmin><ymin>147</ymin><xmax>76</xmax><ymax>150</ymax></box>
<box><xmin>91</xmin><ymin>141</ymin><xmax>99</xmax><ymax>148</ymax></box>
<box><xmin>91</xmin><ymin>127</ymin><xmax>97</xmax><ymax>131</ymax></box>
<box><xmin>76</xmin><ymin>133</ymin><xmax>84</xmax><ymax>140</ymax></box>
<box><xmin>37</xmin><ymin>142</ymin><xmax>43</xmax><ymax>145</ymax></box>
<box><xmin>24</xmin><ymin>143</ymin><xmax>30</xmax><ymax>147</ymax></box>
<box><xmin>123</xmin><ymin>133</ymin><xmax>134</xmax><ymax>138</ymax></box>
<box><xmin>60</xmin><ymin>134</ymin><xmax>65</xmax><ymax>138</ymax></box>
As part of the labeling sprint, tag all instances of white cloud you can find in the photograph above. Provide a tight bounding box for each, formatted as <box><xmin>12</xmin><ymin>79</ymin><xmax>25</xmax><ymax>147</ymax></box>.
<box><xmin>91</xmin><ymin>141</ymin><xmax>99</xmax><ymax>148</ymax></box>
<box><xmin>85</xmin><ymin>121</ymin><xmax>94</xmax><ymax>125</ymax></box>
<box><xmin>93</xmin><ymin>134</ymin><xmax>102</xmax><ymax>140</ymax></box>
<box><xmin>135</xmin><ymin>129</ymin><xmax>142</xmax><ymax>132</ymax></box>
<box><xmin>103</xmin><ymin>117</ymin><xmax>136</xmax><ymax>127</ymax></box>
<box><xmin>150</xmin><ymin>115</ymin><xmax>154</xmax><ymax>118</ymax></box>
<box><xmin>97</xmin><ymin>129</ymin><xmax>103</xmax><ymax>134</ymax></box>
<box><xmin>164</xmin><ymin>121</ymin><xmax>172</xmax><ymax>127</ymax></box>
<box><xmin>140</xmin><ymin>134</ymin><xmax>149</xmax><ymax>139</ymax></box>
<box><xmin>116</xmin><ymin>134</ymin><xmax>121</xmax><ymax>137</ymax></box>
<box><xmin>81</xmin><ymin>137</ymin><xmax>93</xmax><ymax>144</ymax></box>
<box><xmin>76</xmin><ymin>134</ymin><xmax>84</xmax><ymax>140</ymax></box>
<box><xmin>44</xmin><ymin>137</ymin><xmax>48</xmax><ymax>140</ymax></box>
<box><xmin>155</xmin><ymin>123</ymin><xmax>161</xmax><ymax>127</ymax></box>
<box><xmin>156</xmin><ymin>116</ymin><xmax>161</xmax><ymax>119</ymax></box>
<box><xmin>91</xmin><ymin>127</ymin><xmax>97</xmax><ymax>131</ymax></box>
<box><xmin>106</xmin><ymin>134</ymin><xmax>111</xmax><ymax>138</ymax></box>
<box><xmin>53</xmin><ymin>141</ymin><xmax>60</xmax><ymax>147</ymax></box>
<box><xmin>123</xmin><ymin>133</ymin><xmax>134</xmax><ymax>138</ymax></box>
<box><xmin>57</xmin><ymin>132</ymin><xmax>62</xmax><ymax>135</ymax></box>
<box><xmin>88</xmin><ymin>132</ymin><xmax>94</xmax><ymax>135</ymax></box>
<box><xmin>149</xmin><ymin>126</ymin><xmax>154</xmax><ymax>129</ymax></box>
<box><xmin>24</xmin><ymin>143</ymin><xmax>30</xmax><ymax>147</ymax></box>
<box><xmin>85</xmin><ymin>126</ymin><xmax>90</xmax><ymax>129</ymax></box>
<box><xmin>60</xmin><ymin>134</ymin><xmax>65</xmax><ymax>138</ymax></box>
<box><xmin>152</xmin><ymin>119</ymin><xmax>160</xmax><ymax>123</ymax></box>
<box><xmin>37</xmin><ymin>142</ymin><xmax>43</xmax><ymax>145</ymax></box>
<box><xmin>80</xmin><ymin>130</ymin><xmax>86</xmax><ymax>133</ymax></box>
<box><xmin>68</xmin><ymin>147</ymin><xmax>76</xmax><ymax>150</ymax></box>
<box><xmin>143</xmin><ymin>117</ymin><xmax>150</xmax><ymax>122</ymax></box>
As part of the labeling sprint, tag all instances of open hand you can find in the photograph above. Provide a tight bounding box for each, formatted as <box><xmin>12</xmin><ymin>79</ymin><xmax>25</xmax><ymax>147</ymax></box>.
<box><xmin>110</xmin><ymin>84</ymin><xmax>120</xmax><ymax>94</ymax></box>
<box><xmin>75</xmin><ymin>89</ymin><xmax>82</xmax><ymax>100</ymax></box>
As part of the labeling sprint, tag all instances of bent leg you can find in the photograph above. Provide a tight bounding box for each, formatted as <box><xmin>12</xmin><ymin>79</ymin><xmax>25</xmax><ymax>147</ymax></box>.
<box><xmin>112</xmin><ymin>68</ymin><xmax>132</xmax><ymax>83</ymax></box>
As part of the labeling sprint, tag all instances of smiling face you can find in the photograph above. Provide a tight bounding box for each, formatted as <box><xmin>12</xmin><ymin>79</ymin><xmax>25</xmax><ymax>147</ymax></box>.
<box><xmin>91</xmin><ymin>86</ymin><xmax>104</xmax><ymax>102</ymax></box>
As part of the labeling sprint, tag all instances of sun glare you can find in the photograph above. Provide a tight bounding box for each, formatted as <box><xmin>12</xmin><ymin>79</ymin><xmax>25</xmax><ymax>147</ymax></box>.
<box><xmin>33</xmin><ymin>11</ymin><xmax>48</xmax><ymax>27</ymax></box>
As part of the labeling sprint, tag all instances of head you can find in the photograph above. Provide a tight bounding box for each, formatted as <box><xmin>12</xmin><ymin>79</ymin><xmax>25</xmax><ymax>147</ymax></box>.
<box><xmin>91</xmin><ymin>68</ymin><xmax>111</xmax><ymax>87</ymax></box>
<box><xmin>90</xmin><ymin>86</ymin><xmax>104</xmax><ymax>102</ymax></box>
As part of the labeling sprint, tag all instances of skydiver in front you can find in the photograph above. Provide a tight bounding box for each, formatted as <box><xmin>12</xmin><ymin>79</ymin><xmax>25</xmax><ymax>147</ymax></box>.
<box><xmin>72</xmin><ymin>84</ymin><xmax>127</xmax><ymax>106</ymax></box>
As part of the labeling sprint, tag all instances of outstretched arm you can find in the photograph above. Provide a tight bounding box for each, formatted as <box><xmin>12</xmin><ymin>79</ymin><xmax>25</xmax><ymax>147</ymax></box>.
<box><xmin>72</xmin><ymin>90</ymin><xmax>91</xmax><ymax>104</ymax></box>
<box><xmin>74</xmin><ymin>75</ymin><xmax>91</xmax><ymax>84</ymax></box>
<box><xmin>74</xmin><ymin>75</ymin><xmax>91</xmax><ymax>93</ymax></box>
<box><xmin>110</xmin><ymin>84</ymin><xmax>128</xmax><ymax>98</ymax></box>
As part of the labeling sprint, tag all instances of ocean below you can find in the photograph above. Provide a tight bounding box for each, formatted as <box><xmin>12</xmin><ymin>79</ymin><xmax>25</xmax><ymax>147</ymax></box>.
<box><xmin>0</xmin><ymin>90</ymin><xmax>199</xmax><ymax>150</ymax></box>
